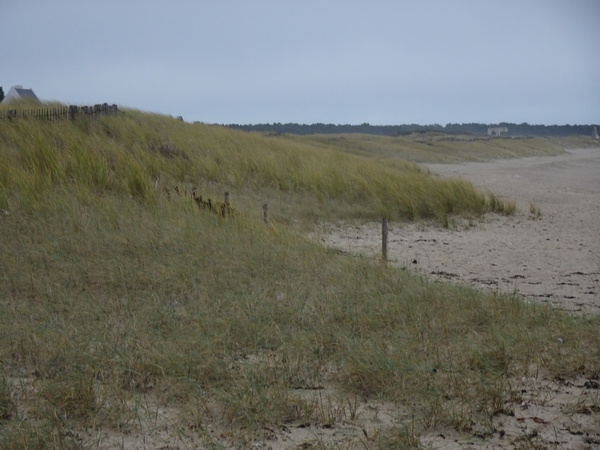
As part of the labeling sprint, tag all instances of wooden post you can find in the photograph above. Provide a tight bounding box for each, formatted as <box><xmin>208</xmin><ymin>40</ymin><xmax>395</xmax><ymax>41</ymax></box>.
<box><xmin>223</xmin><ymin>192</ymin><xmax>230</xmax><ymax>216</ymax></box>
<box><xmin>262</xmin><ymin>203</ymin><xmax>268</xmax><ymax>223</ymax></box>
<box><xmin>382</xmin><ymin>217</ymin><xmax>388</xmax><ymax>260</ymax></box>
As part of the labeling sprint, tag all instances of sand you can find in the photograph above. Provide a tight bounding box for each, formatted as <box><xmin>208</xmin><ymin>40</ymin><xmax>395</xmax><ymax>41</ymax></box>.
<box><xmin>320</xmin><ymin>147</ymin><xmax>600</xmax><ymax>313</ymax></box>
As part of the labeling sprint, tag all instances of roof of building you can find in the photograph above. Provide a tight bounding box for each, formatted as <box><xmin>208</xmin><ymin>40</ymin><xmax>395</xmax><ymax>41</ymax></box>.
<box><xmin>15</xmin><ymin>88</ymin><xmax>38</xmax><ymax>100</ymax></box>
<box><xmin>5</xmin><ymin>85</ymin><xmax>40</xmax><ymax>102</ymax></box>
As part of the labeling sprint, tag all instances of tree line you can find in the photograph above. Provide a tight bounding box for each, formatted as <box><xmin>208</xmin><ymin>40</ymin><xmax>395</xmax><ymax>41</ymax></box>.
<box><xmin>225</xmin><ymin>122</ymin><xmax>599</xmax><ymax>137</ymax></box>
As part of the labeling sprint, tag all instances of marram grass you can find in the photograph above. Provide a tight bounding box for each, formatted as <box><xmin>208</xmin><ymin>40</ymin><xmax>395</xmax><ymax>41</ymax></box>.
<box><xmin>0</xmin><ymin>108</ymin><xmax>514</xmax><ymax>221</ymax></box>
<box><xmin>0</xmin><ymin>109</ymin><xmax>598</xmax><ymax>447</ymax></box>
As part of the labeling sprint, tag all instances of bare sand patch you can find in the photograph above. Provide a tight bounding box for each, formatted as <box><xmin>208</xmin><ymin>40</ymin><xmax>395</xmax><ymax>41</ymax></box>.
<box><xmin>319</xmin><ymin>148</ymin><xmax>600</xmax><ymax>313</ymax></box>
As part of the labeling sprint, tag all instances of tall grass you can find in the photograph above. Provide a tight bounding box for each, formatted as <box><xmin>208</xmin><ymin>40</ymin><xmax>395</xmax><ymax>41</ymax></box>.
<box><xmin>0</xmin><ymin>109</ymin><xmax>514</xmax><ymax>222</ymax></box>
<box><xmin>1</xmin><ymin>109</ymin><xmax>597</xmax><ymax>447</ymax></box>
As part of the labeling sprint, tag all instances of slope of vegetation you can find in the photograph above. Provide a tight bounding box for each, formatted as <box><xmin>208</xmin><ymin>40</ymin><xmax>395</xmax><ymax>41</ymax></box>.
<box><xmin>0</xmin><ymin>109</ymin><xmax>516</xmax><ymax>225</ymax></box>
<box><xmin>0</xmin><ymin>108</ymin><xmax>598</xmax><ymax>448</ymax></box>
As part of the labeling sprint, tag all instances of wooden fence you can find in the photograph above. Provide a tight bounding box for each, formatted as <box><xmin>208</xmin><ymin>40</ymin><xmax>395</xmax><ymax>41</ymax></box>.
<box><xmin>0</xmin><ymin>103</ymin><xmax>118</xmax><ymax>121</ymax></box>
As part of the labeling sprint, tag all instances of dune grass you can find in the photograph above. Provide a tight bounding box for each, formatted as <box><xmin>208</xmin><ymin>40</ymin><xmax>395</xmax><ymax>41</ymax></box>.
<box><xmin>0</xmin><ymin>108</ymin><xmax>515</xmax><ymax>225</ymax></box>
<box><xmin>0</xmin><ymin>108</ymin><xmax>598</xmax><ymax>447</ymax></box>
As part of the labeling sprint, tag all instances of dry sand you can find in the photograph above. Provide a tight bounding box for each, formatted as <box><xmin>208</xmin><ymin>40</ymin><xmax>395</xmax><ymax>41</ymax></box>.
<box><xmin>320</xmin><ymin>147</ymin><xmax>600</xmax><ymax>313</ymax></box>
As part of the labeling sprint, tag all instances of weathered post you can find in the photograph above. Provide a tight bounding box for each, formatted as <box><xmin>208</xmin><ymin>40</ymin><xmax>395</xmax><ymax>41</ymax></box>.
<box><xmin>262</xmin><ymin>203</ymin><xmax>268</xmax><ymax>224</ymax></box>
<box><xmin>382</xmin><ymin>217</ymin><xmax>389</xmax><ymax>260</ymax></box>
<box><xmin>223</xmin><ymin>192</ymin><xmax>230</xmax><ymax>216</ymax></box>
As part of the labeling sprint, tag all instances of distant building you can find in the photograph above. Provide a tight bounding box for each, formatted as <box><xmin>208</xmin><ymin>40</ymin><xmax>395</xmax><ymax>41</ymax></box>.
<box><xmin>4</xmin><ymin>85</ymin><xmax>40</xmax><ymax>103</ymax></box>
<box><xmin>593</xmin><ymin>126</ymin><xmax>599</xmax><ymax>140</ymax></box>
<box><xmin>487</xmin><ymin>126</ymin><xmax>508</xmax><ymax>136</ymax></box>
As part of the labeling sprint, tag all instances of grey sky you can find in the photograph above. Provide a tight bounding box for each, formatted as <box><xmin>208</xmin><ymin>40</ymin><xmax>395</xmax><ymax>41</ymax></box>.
<box><xmin>1</xmin><ymin>1</ymin><xmax>599</xmax><ymax>125</ymax></box>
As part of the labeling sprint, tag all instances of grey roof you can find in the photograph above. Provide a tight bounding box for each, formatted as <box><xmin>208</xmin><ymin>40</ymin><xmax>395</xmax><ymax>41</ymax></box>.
<box><xmin>13</xmin><ymin>88</ymin><xmax>39</xmax><ymax>101</ymax></box>
<box><xmin>4</xmin><ymin>85</ymin><xmax>40</xmax><ymax>102</ymax></box>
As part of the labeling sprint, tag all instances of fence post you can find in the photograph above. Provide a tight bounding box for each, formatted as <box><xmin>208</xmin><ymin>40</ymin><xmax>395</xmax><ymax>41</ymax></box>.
<box><xmin>382</xmin><ymin>217</ymin><xmax>388</xmax><ymax>260</ymax></box>
<box><xmin>224</xmin><ymin>192</ymin><xmax>230</xmax><ymax>216</ymax></box>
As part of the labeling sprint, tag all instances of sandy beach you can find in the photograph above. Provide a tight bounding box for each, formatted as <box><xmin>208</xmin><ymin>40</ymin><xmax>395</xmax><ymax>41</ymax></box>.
<box><xmin>320</xmin><ymin>147</ymin><xmax>600</xmax><ymax>313</ymax></box>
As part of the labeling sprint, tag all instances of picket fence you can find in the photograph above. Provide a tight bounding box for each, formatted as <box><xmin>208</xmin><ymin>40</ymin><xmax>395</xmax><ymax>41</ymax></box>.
<box><xmin>0</xmin><ymin>103</ymin><xmax>118</xmax><ymax>121</ymax></box>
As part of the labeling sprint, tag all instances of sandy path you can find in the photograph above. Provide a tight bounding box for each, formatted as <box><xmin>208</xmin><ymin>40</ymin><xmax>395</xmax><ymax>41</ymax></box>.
<box><xmin>320</xmin><ymin>148</ymin><xmax>600</xmax><ymax>313</ymax></box>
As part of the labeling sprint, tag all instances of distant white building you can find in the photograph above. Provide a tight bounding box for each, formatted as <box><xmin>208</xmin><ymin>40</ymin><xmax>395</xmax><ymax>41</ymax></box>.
<box><xmin>487</xmin><ymin>126</ymin><xmax>508</xmax><ymax>136</ymax></box>
<box><xmin>4</xmin><ymin>85</ymin><xmax>40</xmax><ymax>103</ymax></box>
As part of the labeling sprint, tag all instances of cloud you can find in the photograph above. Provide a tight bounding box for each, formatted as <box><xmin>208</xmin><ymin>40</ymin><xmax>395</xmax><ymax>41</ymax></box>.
<box><xmin>1</xmin><ymin>0</ymin><xmax>598</xmax><ymax>124</ymax></box>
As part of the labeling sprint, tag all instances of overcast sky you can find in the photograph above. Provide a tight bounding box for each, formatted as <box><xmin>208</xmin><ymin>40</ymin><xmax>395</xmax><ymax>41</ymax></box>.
<box><xmin>1</xmin><ymin>1</ymin><xmax>599</xmax><ymax>125</ymax></box>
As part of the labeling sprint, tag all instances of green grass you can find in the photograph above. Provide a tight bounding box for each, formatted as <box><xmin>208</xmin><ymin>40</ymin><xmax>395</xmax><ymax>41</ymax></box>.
<box><xmin>0</xmin><ymin>108</ymin><xmax>515</xmax><ymax>224</ymax></box>
<box><xmin>0</xmin><ymin>107</ymin><xmax>598</xmax><ymax>447</ymax></box>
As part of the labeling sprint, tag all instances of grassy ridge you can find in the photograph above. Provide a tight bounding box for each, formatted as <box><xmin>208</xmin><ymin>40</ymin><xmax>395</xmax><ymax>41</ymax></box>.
<box><xmin>0</xmin><ymin>109</ymin><xmax>514</xmax><ymax>223</ymax></box>
<box><xmin>292</xmin><ymin>132</ymin><xmax>598</xmax><ymax>164</ymax></box>
<box><xmin>0</xmin><ymin>109</ymin><xmax>598</xmax><ymax>447</ymax></box>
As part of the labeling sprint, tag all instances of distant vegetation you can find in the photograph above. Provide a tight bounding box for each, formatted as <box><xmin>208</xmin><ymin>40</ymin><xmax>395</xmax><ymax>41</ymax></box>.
<box><xmin>289</xmin><ymin>132</ymin><xmax>599</xmax><ymax>164</ymax></box>
<box><xmin>226</xmin><ymin>121</ymin><xmax>600</xmax><ymax>137</ymax></box>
